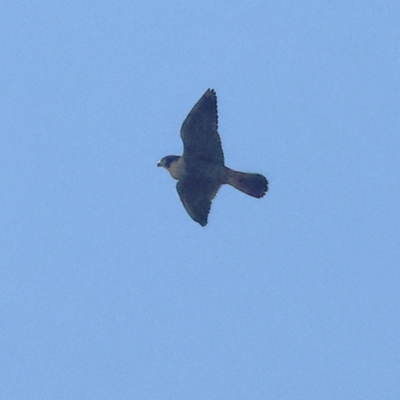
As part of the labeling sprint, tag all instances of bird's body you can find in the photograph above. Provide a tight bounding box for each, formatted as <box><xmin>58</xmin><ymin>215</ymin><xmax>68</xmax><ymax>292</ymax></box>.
<box><xmin>158</xmin><ymin>89</ymin><xmax>268</xmax><ymax>226</ymax></box>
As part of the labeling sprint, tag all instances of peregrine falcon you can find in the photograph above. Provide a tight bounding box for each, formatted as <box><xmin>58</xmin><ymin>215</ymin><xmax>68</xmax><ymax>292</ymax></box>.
<box><xmin>158</xmin><ymin>89</ymin><xmax>268</xmax><ymax>226</ymax></box>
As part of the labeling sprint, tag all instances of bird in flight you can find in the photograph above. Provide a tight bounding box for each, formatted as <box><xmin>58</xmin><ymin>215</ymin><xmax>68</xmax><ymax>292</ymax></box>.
<box><xmin>158</xmin><ymin>89</ymin><xmax>268</xmax><ymax>226</ymax></box>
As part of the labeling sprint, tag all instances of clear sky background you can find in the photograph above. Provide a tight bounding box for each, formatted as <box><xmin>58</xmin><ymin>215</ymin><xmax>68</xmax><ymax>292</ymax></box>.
<box><xmin>1</xmin><ymin>2</ymin><xmax>399</xmax><ymax>399</ymax></box>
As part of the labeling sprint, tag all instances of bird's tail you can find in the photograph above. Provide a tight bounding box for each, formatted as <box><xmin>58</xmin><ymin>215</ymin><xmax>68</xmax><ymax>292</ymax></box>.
<box><xmin>226</xmin><ymin>169</ymin><xmax>268</xmax><ymax>198</ymax></box>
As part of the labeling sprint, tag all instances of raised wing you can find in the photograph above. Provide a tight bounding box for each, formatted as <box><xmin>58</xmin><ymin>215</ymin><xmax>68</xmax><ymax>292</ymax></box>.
<box><xmin>180</xmin><ymin>89</ymin><xmax>224</xmax><ymax>165</ymax></box>
<box><xmin>176</xmin><ymin>177</ymin><xmax>221</xmax><ymax>226</ymax></box>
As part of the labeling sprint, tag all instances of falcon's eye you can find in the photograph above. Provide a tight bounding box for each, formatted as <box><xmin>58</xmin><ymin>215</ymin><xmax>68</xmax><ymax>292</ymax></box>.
<box><xmin>165</xmin><ymin>156</ymin><xmax>178</xmax><ymax>168</ymax></box>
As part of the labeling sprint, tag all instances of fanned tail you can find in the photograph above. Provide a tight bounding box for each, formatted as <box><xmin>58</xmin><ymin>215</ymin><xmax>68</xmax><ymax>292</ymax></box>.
<box><xmin>226</xmin><ymin>169</ymin><xmax>268</xmax><ymax>198</ymax></box>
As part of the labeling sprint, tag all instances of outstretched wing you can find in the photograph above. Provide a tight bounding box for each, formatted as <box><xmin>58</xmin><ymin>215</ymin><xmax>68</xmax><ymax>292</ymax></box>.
<box><xmin>180</xmin><ymin>89</ymin><xmax>224</xmax><ymax>165</ymax></box>
<box><xmin>176</xmin><ymin>178</ymin><xmax>221</xmax><ymax>226</ymax></box>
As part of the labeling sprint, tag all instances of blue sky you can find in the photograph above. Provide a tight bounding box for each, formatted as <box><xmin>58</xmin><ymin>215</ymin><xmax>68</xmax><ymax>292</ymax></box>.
<box><xmin>1</xmin><ymin>2</ymin><xmax>399</xmax><ymax>399</ymax></box>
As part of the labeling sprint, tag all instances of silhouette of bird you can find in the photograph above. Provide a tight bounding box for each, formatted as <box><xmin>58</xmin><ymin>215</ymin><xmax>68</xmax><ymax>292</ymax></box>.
<box><xmin>158</xmin><ymin>89</ymin><xmax>268</xmax><ymax>226</ymax></box>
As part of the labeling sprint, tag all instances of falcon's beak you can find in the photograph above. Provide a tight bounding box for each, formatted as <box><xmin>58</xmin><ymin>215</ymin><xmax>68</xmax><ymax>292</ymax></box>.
<box><xmin>157</xmin><ymin>160</ymin><xmax>162</xmax><ymax>167</ymax></box>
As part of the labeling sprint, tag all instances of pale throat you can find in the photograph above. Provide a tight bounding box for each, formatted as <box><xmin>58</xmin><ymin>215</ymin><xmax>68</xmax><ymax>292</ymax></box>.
<box><xmin>168</xmin><ymin>157</ymin><xmax>186</xmax><ymax>180</ymax></box>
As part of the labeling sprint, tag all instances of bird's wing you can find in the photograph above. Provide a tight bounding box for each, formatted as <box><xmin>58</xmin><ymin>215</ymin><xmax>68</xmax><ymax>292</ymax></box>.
<box><xmin>180</xmin><ymin>89</ymin><xmax>224</xmax><ymax>165</ymax></box>
<box><xmin>176</xmin><ymin>177</ymin><xmax>221</xmax><ymax>226</ymax></box>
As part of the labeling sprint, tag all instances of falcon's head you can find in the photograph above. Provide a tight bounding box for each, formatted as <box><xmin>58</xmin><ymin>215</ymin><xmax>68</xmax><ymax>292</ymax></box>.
<box><xmin>157</xmin><ymin>155</ymin><xmax>184</xmax><ymax>180</ymax></box>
